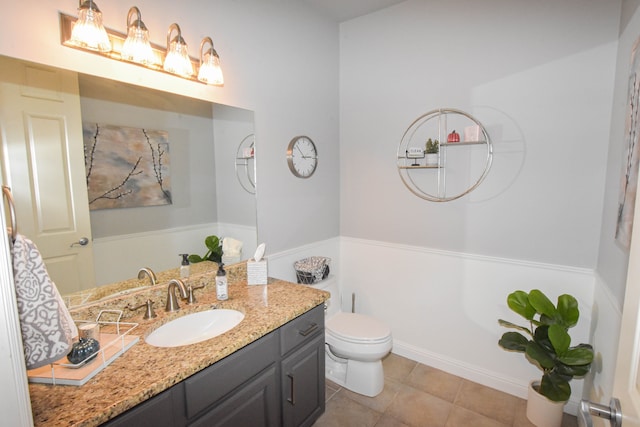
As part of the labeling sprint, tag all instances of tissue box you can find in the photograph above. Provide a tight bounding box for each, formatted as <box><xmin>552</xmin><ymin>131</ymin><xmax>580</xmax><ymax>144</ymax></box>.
<box><xmin>247</xmin><ymin>258</ymin><xmax>268</xmax><ymax>285</ymax></box>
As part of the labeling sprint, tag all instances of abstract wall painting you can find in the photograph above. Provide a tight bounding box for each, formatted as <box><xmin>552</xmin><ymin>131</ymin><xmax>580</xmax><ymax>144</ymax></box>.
<box><xmin>616</xmin><ymin>37</ymin><xmax>640</xmax><ymax>249</ymax></box>
<box><xmin>83</xmin><ymin>123</ymin><xmax>172</xmax><ymax>210</ymax></box>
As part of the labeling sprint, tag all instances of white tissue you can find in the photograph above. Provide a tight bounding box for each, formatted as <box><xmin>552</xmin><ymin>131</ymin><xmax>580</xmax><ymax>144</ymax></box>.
<box><xmin>253</xmin><ymin>243</ymin><xmax>266</xmax><ymax>262</ymax></box>
<box><xmin>222</xmin><ymin>237</ymin><xmax>243</xmax><ymax>257</ymax></box>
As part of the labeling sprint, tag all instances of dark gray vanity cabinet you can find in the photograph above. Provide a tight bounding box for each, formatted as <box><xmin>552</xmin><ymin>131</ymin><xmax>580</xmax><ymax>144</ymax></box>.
<box><xmin>280</xmin><ymin>305</ymin><xmax>325</xmax><ymax>427</ymax></box>
<box><xmin>102</xmin><ymin>303</ymin><xmax>325</xmax><ymax>427</ymax></box>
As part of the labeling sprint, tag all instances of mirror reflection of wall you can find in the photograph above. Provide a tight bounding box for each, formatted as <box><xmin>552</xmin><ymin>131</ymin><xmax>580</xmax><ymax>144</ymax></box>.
<box><xmin>80</xmin><ymin>75</ymin><xmax>257</xmax><ymax>286</ymax></box>
<box><xmin>0</xmin><ymin>55</ymin><xmax>257</xmax><ymax>302</ymax></box>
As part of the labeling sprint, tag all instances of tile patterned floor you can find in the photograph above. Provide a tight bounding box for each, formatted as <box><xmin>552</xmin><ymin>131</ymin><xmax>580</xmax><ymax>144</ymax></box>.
<box><xmin>313</xmin><ymin>353</ymin><xmax>578</xmax><ymax>427</ymax></box>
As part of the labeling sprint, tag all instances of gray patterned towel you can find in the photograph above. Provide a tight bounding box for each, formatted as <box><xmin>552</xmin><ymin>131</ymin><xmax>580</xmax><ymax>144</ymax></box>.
<box><xmin>12</xmin><ymin>234</ymin><xmax>78</xmax><ymax>369</ymax></box>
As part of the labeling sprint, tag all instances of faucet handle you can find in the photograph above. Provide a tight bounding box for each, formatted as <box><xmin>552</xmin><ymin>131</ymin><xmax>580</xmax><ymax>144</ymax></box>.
<box><xmin>186</xmin><ymin>284</ymin><xmax>206</xmax><ymax>304</ymax></box>
<box><xmin>126</xmin><ymin>299</ymin><xmax>157</xmax><ymax>319</ymax></box>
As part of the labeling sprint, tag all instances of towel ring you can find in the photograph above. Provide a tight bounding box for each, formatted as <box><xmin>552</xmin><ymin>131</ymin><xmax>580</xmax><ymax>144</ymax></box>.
<box><xmin>2</xmin><ymin>185</ymin><xmax>17</xmax><ymax>243</ymax></box>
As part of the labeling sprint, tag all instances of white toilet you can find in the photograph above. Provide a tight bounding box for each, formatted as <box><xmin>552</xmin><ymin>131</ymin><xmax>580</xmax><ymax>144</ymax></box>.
<box><xmin>309</xmin><ymin>276</ymin><xmax>392</xmax><ymax>397</ymax></box>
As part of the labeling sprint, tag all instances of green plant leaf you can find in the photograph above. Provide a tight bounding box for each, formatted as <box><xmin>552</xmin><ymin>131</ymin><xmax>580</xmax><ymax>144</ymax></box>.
<box><xmin>557</xmin><ymin>346</ymin><xmax>594</xmax><ymax>366</ymax></box>
<box><xmin>529</xmin><ymin>290</ymin><xmax>557</xmax><ymax>319</ymax></box>
<box><xmin>507</xmin><ymin>291</ymin><xmax>536</xmax><ymax>320</ymax></box>
<box><xmin>533</xmin><ymin>325</ymin><xmax>554</xmax><ymax>353</ymax></box>
<box><xmin>498</xmin><ymin>319</ymin><xmax>533</xmax><ymax>336</ymax></box>
<box><xmin>548</xmin><ymin>324</ymin><xmax>570</xmax><ymax>355</ymax></box>
<box><xmin>204</xmin><ymin>235</ymin><xmax>220</xmax><ymax>251</ymax></box>
<box><xmin>188</xmin><ymin>254</ymin><xmax>204</xmax><ymax>263</ymax></box>
<box><xmin>498</xmin><ymin>332</ymin><xmax>528</xmax><ymax>352</ymax></box>
<box><xmin>556</xmin><ymin>294</ymin><xmax>579</xmax><ymax>329</ymax></box>
<box><xmin>526</xmin><ymin>341</ymin><xmax>556</xmax><ymax>369</ymax></box>
<box><xmin>540</xmin><ymin>372</ymin><xmax>571</xmax><ymax>402</ymax></box>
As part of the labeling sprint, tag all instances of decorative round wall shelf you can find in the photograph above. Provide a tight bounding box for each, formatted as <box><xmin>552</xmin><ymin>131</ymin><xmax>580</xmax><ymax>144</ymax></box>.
<box><xmin>235</xmin><ymin>134</ymin><xmax>256</xmax><ymax>194</ymax></box>
<box><xmin>397</xmin><ymin>108</ymin><xmax>493</xmax><ymax>202</ymax></box>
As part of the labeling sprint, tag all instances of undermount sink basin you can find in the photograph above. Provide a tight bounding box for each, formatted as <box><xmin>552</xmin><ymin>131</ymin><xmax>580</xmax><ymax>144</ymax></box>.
<box><xmin>146</xmin><ymin>309</ymin><xmax>245</xmax><ymax>348</ymax></box>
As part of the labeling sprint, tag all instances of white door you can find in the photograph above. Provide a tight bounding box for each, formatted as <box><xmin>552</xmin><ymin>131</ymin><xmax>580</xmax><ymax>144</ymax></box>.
<box><xmin>583</xmin><ymin>176</ymin><xmax>640</xmax><ymax>426</ymax></box>
<box><xmin>0</xmin><ymin>56</ymin><xmax>95</xmax><ymax>295</ymax></box>
<box><xmin>609</xmin><ymin>185</ymin><xmax>640</xmax><ymax>426</ymax></box>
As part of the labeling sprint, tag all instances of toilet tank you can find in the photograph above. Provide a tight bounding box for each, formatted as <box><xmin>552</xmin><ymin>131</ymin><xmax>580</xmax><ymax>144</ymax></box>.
<box><xmin>308</xmin><ymin>276</ymin><xmax>340</xmax><ymax>317</ymax></box>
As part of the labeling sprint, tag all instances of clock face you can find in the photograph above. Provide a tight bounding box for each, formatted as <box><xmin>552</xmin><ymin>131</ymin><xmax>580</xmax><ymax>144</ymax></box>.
<box><xmin>287</xmin><ymin>136</ymin><xmax>317</xmax><ymax>178</ymax></box>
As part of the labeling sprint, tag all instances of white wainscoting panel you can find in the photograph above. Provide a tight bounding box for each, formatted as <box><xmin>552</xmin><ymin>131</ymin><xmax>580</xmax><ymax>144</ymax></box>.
<box><xmin>92</xmin><ymin>223</ymin><xmax>256</xmax><ymax>285</ymax></box>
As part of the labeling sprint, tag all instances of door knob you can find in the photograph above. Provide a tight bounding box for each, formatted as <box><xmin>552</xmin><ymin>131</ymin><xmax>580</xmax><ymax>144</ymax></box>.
<box><xmin>70</xmin><ymin>237</ymin><xmax>89</xmax><ymax>247</ymax></box>
<box><xmin>578</xmin><ymin>398</ymin><xmax>622</xmax><ymax>427</ymax></box>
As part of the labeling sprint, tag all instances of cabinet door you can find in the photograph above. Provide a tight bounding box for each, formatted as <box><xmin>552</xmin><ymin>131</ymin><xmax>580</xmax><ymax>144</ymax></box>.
<box><xmin>282</xmin><ymin>334</ymin><xmax>325</xmax><ymax>427</ymax></box>
<box><xmin>101</xmin><ymin>386</ymin><xmax>184</xmax><ymax>427</ymax></box>
<box><xmin>188</xmin><ymin>366</ymin><xmax>280</xmax><ymax>427</ymax></box>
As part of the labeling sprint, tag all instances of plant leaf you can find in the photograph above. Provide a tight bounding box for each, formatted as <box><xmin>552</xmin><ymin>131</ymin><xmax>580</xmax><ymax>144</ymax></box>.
<box><xmin>557</xmin><ymin>346</ymin><xmax>594</xmax><ymax>366</ymax></box>
<box><xmin>529</xmin><ymin>290</ymin><xmax>557</xmax><ymax>319</ymax></box>
<box><xmin>540</xmin><ymin>372</ymin><xmax>571</xmax><ymax>402</ymax></box>
<box><xmin>498</xmin><ymin>332</ymin><xmax>528</xmax><ymax>352</ymax></box>
<box><xmin>556</xmin><ymin>294</ymin><xmax>579</xmax><ymax>329</ymax></box>
<box><xmin>188</xmin><ymin>254</ymin><xmax>204</xmax><ymax>263</ymax></box>
<box><xmin>204</xmin><ymin>235</ymin><xmax>220</xmax><ymax>251</ymax></box>
<box><xmin>526</xmin><ymin>340</ymin><xmax>556</xmax><ymax>369</ymax></box>
<box><xmin>498</xmin><ymin>319</ymin><xmax>533</xmax><ymax>336</ymax></box>
<box><xmin>548</xmin><ymin>324</ymin><xmax>570</xmax><ymax>355</ymax></box>
<box><xmin>507</xmin><ymin>291</ymin><xmax>536</xmax><ymax>320</ymax></box>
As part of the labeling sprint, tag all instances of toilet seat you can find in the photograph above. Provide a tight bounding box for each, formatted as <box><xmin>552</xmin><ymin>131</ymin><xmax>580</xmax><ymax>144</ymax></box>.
<box><xmin>326</xmin><ymin>312</ymin><xmax>391</xmax><ymax>344</ymax></box>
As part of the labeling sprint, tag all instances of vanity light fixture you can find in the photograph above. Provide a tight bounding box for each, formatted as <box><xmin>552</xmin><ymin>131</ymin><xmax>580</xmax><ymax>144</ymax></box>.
<box><xmin>121</xmin><ymin>6</ymin><xmax>155</xmax><ymax>65</ymax></box>
<box><xmin>67</xmin><ymin>0</ymin><xmax>111</xmax><ymax>52</ymax></box>
<box><xmin>60</xmin><ymin>10</ymin><xmax>223</xmax><ymax>86</ymax></box>
<box><xmin>197</xmin><ymin>37</ymin><xmax>224</xmax><ymax>86</ymax></box>
<box><xmin>163</xmin><ymin>23</ymin><xmax>193</xmax><ymax>78</ymax></box>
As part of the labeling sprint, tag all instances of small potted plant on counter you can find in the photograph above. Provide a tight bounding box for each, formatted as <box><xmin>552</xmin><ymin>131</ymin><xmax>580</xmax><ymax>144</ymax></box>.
<box><xmin>188</xmin><ymin>234</ymin><xmax>223</xmax><ymax>264</ymax></box>
<box><xmin>498</xmin><ymin>289</ymin><xmax>594</xmax><ymax>427</ymax></box>
<box><xmin>425</xmin><ymin>138</ymin><xmax>439</xmax><ymax>166</ymax></box>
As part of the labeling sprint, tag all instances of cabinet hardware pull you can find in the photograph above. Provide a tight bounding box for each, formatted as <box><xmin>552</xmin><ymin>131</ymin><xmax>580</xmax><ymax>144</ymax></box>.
<box><xmin>299</xmin><ymin>323</ymin><xmax>318</xmax><ymax>337</ymax></box>
<box><xmin>287</xmin><ymin>374</ymin><xmax>295</xmax><ymax>405</ymax></box>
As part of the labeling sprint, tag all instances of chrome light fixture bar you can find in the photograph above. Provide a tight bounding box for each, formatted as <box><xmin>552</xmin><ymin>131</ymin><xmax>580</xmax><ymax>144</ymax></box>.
<box><xmin>59</xmin><ymin>12</ymin><xmax>223</xmax><ymax>86</ymax></box>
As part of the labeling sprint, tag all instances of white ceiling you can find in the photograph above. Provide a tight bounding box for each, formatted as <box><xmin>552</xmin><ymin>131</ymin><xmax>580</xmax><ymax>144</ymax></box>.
<box><xmin>302</xmin><ymin>0</ymin><xmax>406</xmax><ymax>22</ymax></box>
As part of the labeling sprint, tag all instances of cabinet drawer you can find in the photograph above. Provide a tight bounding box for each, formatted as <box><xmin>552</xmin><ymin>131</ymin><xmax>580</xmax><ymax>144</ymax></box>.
<box><xmin>184</xmin><ymin>330</ymin><xmax>278</xmax><ymax>420</ymax></box>
<box><xmin>280</xmin><ymin>304</ymin><xmax>324</xmax><ymax>356</ymax></box>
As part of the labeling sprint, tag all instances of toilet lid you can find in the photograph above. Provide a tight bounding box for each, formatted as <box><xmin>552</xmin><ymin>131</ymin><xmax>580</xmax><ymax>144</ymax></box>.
<box><xmin>326</xmin><ymin>312</ymin><xmax>391</xmax><ymax>343</ymax></box>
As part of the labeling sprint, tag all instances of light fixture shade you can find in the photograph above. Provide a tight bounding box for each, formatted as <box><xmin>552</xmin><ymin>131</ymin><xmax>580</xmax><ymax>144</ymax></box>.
<box><xmin>68</xmin><ymin>0</ymin><xmax>111</xmax><ymax>52</ymax></box>
<box><xmin>197</xmin><ymin>37</ymin><xmax>224</xmax><ymax>86</ymax></box>
<box><xmin>121</xmin><ymin>7</ymin><xmax>155</xmax><ymax>65</ymax></box>
<box><xmin>163</xmin><ymin>23</ymin><xmax>193</xmax><ymax>77</ymax></box>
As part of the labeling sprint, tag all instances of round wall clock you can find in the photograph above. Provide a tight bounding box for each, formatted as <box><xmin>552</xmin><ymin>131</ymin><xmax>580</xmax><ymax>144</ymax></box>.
<box><xmin>286</xmin><ymin>135</ymin><xmax>318</xmax><ymax>178</ymax></box>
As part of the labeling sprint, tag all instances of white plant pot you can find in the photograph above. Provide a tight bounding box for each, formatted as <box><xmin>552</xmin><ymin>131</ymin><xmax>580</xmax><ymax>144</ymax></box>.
<box><xmin>526</xmin><ymin>381</ymin><xmax>566</xmax><ymax>427</ymax></box>
<box><xmin>425</xmin><ymin>153</ymin><xmax>439</xmax><ymax>166</ymax></box>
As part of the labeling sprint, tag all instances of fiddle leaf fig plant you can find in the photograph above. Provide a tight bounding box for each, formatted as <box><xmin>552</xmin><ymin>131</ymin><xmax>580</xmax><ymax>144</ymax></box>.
<box><xmin>188</xmin><ymin>235</ymin><xmax>223</xmax><ymax>264</ymax></box>
<box><xmin>498</xmin><ymin>289</ymin><xmax>594</xmax><ymax>402</ymax></box>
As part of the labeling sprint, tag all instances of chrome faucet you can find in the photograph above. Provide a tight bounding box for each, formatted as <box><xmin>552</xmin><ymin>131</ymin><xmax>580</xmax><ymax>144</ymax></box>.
<box><xmin>166</xmin><ymin>279</ymin><xmax>188</xmax><ymax>312</ymax></box>
<box><xmin>138</xmin><ymin>267</ymin><xmax>157</xmax><ymax>287</ymax></box>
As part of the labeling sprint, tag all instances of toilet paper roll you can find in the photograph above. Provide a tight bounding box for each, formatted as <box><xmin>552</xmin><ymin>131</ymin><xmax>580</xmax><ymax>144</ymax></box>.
<box><xmin>78</xmin><ymin>323</ymin><xmax>100</xmax><ymax>342</ymax></box>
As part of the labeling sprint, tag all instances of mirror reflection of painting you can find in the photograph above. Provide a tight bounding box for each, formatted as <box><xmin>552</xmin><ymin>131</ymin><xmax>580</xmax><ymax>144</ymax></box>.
<box><xmin>83</xmin><ymin>123</ymin><xmax>172</xmax><ymax>210</ymax></box>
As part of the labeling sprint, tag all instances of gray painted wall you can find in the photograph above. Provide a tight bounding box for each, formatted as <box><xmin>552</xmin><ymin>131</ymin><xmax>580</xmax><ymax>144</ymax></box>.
<box><xmin>340</xmin><ymin>0</ymin><xmax>620</xmax><ymax>269</ymax></box>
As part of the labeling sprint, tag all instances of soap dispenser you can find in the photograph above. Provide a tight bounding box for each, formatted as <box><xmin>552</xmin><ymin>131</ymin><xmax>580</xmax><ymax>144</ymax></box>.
<box><xmin>180</xmin><ymin>254</ymin><xmax>190</xmax><ymax>279</ymax></box>
<box><xmin>216</xmin><ymin>263</ymin><xmax>228</xmax><ymax>301</ymax></box>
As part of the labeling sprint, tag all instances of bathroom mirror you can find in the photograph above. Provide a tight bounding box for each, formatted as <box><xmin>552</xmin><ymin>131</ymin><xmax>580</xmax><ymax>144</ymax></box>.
<box><xmin>0</xmin><ymin>54</ymin><xmax>257</xmax><ymax>307</ymax></box>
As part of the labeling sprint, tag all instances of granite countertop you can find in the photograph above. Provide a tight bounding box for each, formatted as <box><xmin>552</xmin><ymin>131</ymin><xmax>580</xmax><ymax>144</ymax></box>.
<box><xmin>28</xmin><ymin>263</ymin><xmax>329</xmax><ymax>426</ymax></box>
